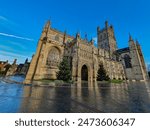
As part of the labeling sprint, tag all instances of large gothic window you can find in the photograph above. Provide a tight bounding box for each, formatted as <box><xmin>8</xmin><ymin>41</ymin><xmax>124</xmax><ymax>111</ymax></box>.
<box><xmin>124</xmin><ymin>54</ymin><xmax>132</xmax><ymax>68</ymax></box>
<box><xmin>47</xmin><ymin>47</ymin><xmax>60</xmax><ymax>67</ymax></box>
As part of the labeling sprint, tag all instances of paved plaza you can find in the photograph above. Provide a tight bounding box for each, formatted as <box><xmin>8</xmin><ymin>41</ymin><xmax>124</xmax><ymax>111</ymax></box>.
<box><xmin>0</xmin><ymin>76</ymin><xmax>150</xmax><ymax>113</ymax></box>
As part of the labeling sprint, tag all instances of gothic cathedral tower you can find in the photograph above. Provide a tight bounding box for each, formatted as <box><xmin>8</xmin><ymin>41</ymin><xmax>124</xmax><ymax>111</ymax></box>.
<box><xmin>97</xmin><ymin>21</ymin><xmax>117</xmax><ymax>56</ymax></box>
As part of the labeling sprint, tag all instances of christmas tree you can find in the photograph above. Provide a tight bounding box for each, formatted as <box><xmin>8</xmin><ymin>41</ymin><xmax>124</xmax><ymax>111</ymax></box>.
<box><xmin>57</xmin><ymin>57</ymin><xmax>71</xmax><ymax>82</ymax></box>
<box><xmin>97</xmin><ymin>64</ymin><xmax>110</xmax><ymax>81</ymax></box>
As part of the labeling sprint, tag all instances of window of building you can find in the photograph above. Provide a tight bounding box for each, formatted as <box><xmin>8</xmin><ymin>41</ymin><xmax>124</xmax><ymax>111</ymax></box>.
<box><xmin>47</xmin><ymin>47</ymin><xmax>60</xmax><ymax>66</ymax></box>
<box><xmin>124</xmin><ymin>54</ymin><xmax>132</xmax><ymax>68</ymax></box>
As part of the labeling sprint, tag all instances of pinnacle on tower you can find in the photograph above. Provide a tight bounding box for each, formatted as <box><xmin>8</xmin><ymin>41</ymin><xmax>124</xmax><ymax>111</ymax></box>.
<box><xmin>97</xmin><ymin>26</ymin><xmax>100</xmax><ymax>32</ymax></box>
<box><xmin>42</xmin><ymin>20</ymin><xmax>51</xmax><ymax>38</ymax></box>
<box><xmin>44</xmin><ymin>20</ymin><xmax>51</xmax><ymax>29</ymax></box>
<box><xmin>13</xmin><ymin>59</ymin><xmax>17</xmax><ymax>65</ymax></box>
<box><xmin>25</xmin><ymin>58</ymin><xmax>28</xmax><ymax>64</ymax></box>
<box><xmin>43</xmin><ymin>20</ymin><xmax>51</xmax><ymax>33</ymax></box>
<box><xmin>129</xmin><ymin>33</ymin><xmax>133</xmax><ymax>41</ymax></box>
<box><xmin>105</xmin><ymin>21</ymin><xmax>109</xmax><ymax>29</ymax></box>
<box><xmin>128</xmin><ymin>33</ymin><xmax>136</xmax><ymax>48</ymax></box>
<box><xmin>76</xmin><ymin>32</ymin><xmax>80</xmax><ymax>39</ymax></box>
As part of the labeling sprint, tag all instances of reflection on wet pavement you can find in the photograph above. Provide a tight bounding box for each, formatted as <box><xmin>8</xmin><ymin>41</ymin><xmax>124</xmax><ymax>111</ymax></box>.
<box><xmin>0</xmin><ymin>76</ymin><xmax>150</xmax><ymax>113</ymax></box>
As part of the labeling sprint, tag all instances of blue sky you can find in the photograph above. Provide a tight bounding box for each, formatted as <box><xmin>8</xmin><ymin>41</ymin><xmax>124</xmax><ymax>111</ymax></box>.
<box><xmin>0</xmin><ymin>0</ymin><xmax>150</xmax><ymax>65</ymax></box>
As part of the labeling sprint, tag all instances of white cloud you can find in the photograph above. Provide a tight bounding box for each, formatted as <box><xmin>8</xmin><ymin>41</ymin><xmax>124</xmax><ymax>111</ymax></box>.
<box><xmin>2</xmin><ymin>41</ymin><xmax>27</xmax><ymax>50</ymax></box>
<box><xmin>1</xmin><ymin>50</ymin><xmax>29</xmax><ymax>58</ymax></box>
<box><xmin>0</xmin><ymin>32</ymin><xmax>34</xmax><ymax>41</ymax></box>
<box><xmin>0</xmin><ymin>16</ymin><xmax>8</xmax><ymax>21</ymax></box>
<box><xmin>0</xmin><ymin>15</ymin><xmax>20</xmax><ymax>29</ymax></box>
<box><xmin>0</xmin><ymin>44</ymin><xmax>26</xmax><ymax>53</ymax></box>
<box><xmin>0</xmin><ymin>45</ymin><xmax>14</xmax><ymax>51</ymax></box>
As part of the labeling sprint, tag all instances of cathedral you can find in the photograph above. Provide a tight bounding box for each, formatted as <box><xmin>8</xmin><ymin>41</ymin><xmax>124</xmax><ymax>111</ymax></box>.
<box><xmin>24</xmin><ymin>20</ymin><xmax>148</xmax><ymax>84</ymax></box>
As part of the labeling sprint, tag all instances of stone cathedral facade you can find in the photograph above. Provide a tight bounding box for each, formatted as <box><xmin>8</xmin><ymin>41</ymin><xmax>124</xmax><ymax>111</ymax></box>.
<box><xmin>24</xmin><ymin>21</ymin><xmax>148</xmax><ymax>84</ymax></box>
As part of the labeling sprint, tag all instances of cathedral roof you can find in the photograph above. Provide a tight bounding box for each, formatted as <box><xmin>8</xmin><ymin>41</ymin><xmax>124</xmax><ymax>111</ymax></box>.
<box><xmin>116</xmin><ymin>47</ymin><xmax>130</xmax><ymax>54</ymax></box>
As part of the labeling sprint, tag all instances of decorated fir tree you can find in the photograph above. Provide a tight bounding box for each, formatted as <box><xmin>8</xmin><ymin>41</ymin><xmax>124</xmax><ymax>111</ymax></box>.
<box><xmin>57</xmin><ymin>57</ymin><xmax>71</xmax><ymax>82</ymax></box>
<box><xmin>97</xmin><ymin>64</ymin><xmax>110</xmax><ymax>81</ymax></box>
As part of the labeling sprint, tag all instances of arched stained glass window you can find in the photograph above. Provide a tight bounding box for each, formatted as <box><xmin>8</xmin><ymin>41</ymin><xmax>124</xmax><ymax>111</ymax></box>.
<box><xmin>47</xmin><ymin>47</ymin><xmax>60</xmax><ymax>66</ymax></box>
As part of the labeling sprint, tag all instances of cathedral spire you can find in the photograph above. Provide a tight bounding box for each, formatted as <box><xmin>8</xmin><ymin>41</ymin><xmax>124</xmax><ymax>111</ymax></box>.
<box><xmin>76</xmin><ymin>32</ymin><xmax>80</xmax><ymax>39</ymax></box>
<box><xmin>25</xmin><ymin>58</ymin><xmax>28</xmax><ymax>64</ymax></box>
<box><xmin>44</xmin><ymin>20</ymin><xmax>51</xmax><ymax>29</ymax></box>
<box><xmin>105</xmin><ymin>20</ymin><xmax>109</xmax><ymax>29</ymax></box>
<box><xmin>128</xmin><ymin>33</ymin><xmax>136</xmax><ymax>49</ymax></box>
<box><xmin>97</xmin><ymin>26</ymin><xmax>100</xmax><ymax>32</ymax></box>
<box><xmin>129</xmin><ymin>33</ymin><xmax>133</xmax><ymax>41</ymax></box>
<box><xmin>41</xmin><ymin>20</ymin><xmax>51</xmax><ymax>40</ymax></box>
<box><xmin>43</xmin><ymin>20</ymin><xmax>51</xmax><ymax>36</ymax></box>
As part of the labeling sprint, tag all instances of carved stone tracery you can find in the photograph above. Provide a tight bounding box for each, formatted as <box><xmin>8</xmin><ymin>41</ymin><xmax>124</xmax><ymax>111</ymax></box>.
<box><xmin>47</xmin><ymin>47</ymin><xmax>60</xmax><ymax>67</ymax></box>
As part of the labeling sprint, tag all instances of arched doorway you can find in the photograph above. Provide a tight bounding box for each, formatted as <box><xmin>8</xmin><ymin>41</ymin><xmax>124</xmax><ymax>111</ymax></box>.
<box><xmin>81</xmin><ymin>65</ymin><xmax>88</xmax><ymax>81</ymax></box>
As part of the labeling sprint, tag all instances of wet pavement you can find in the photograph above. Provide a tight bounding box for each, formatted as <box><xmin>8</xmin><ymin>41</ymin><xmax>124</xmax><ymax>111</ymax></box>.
<box><xmin>0</xmin><ymin>76</ymin><xmax>150</xmax><ymax>113</ymax></box>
